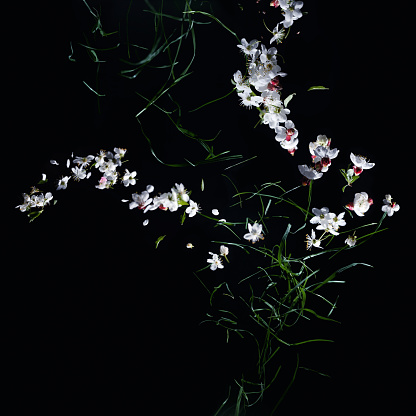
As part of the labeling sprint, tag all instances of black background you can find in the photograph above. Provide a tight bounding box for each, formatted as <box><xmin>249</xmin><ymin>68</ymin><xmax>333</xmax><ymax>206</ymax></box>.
<box><xmin>7</xmin><ymin>1</ymin><xmax>412</xmax><ymax>414</ymax></box>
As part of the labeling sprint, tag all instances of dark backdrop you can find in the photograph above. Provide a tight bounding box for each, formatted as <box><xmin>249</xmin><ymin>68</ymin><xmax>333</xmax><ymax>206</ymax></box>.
<box><xmin>8</xmin><ymin>1</ymin><xmax>411</xmax><ymax>414</ymax></box>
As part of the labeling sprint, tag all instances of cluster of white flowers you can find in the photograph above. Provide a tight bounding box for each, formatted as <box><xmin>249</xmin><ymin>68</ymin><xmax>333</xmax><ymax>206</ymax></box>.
<box><xmin>127</xmin><ymin>182</ymin><xmax>199</xmax><ymax>226</ymax></box>
<box><xmin>17</xmin><ymin>147</ymin><xmax>135</xmax><ymax>219</ymax></box>
<box><xmin>298</xmin><ymin>135</ymin><xmax>339</xmax><ymax>185</ymax></box>
<box><xmin>16</xmin><ymin>188</ymin><xmax>53</xmax><ymax>213</ymax></box>
<box><xmin>232</xmin><ymin>2</ymin><xmax>304</xmax><ymax>155</ymax></box>
<box><xmin>305</xmin><ymin>207</ymin><xmax>346</xmax><ymax>249</ymax></box>
<box><xmin>234</xmin><ymin>25</ymin><xmax>302</xmax><ymax>155</ymax></box>
<box><xmin>270</xmin><ymin>1</ymin><xmax>304</xmax><ymax>29</ymax></box>
<box><xmin>207</xmin><ymin>245</ymin><xmax>229</xmax><ymax>271</ymax></box>
<box><xmin>51</xmin><ymin>147</ymin><xmax>130</xmax><ymax>191</ymax></box>
<box><xmin>93</xmin><ymin>148</ymin><xmax>131</xmax><ymax>189</ymax></box>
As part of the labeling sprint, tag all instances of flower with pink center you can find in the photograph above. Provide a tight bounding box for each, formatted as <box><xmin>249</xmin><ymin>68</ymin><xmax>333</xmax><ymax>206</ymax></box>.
<box><xmin>346</xmin><ymin>192</ymin><xmax>373</xmax><ymax>217</ymax></box>
<box><xmin>350</xmin><ymin>153</ymin><xmax>375</xmax><ymax>175</ymax></box>
<box><xmin>95</xmin><ymin>176</ymin><xmax>108</xmax><ymax>190</ymax></box>
<box><xmin>381</xmin><ymin>194</ymin><xmax>400</xmax><ymax>217</ymax></box>
<box><xmin>275</xmin><ymin>120</ymin><xmax>298</xmax><ymax>142</ymax></box>
<box><xmin>129</xmin><ymin>190</ymin><xmax>152</xmax><ymax>211</ymax></box>
<box><xmin>298</xmin><ymin>164</ymin><xmax>323</xmax><ymax>186</ymax></box>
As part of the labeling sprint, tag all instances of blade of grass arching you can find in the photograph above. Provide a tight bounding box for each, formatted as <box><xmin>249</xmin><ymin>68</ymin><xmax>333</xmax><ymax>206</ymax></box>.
<box><xmin>210</xmin><ymin>282</ymin><xmax>234</xmax><ymax>306</ymax></box>
<box><xmin>183</xmin><ymin>10</ymin><xmax>240</xmax><ymax>41</ymax></box>
<box><xmin>291</xmin><ymin>338</ymin><xmax>334</xmax><ymax>346</ymax></box>
<box><xmin>212</xmin><ymin>387</ymin><xmax>232</xmax><ymax>416</ymax></box>
<box><xmin>302</xmin><ymin>308</ymin><xmax>341</xmax><ymax>324</ymax></box>
<box><xmin>234</xmin><ymin>380</ymin><xmax>247</xmax><ymax>416</ymax></box>
<box><xmin>82</xmin><ymin>81</ymin><xmax>105</xmax><ymax>97</ymax></box>
<box><xmin>224</xmin><ymin>155</ymin><xmax>257</xmax><ymax>171</ymax></box>
<box><xmin>222</xmin><ymin>174</ymin><xmax>242</xmax><ymax>208</ymax></box>
<box><xmin>126</xmin><ymin>0</ymin><xmax>133</xmax><ymax>59</ymax></box>
<box><xmin>299</xmin><ymin>366</ymin><xmax>331</xmax><ymax>378</ymax></box>
<box><xmin>135</xmin><ymin>71</ymin><xmax>193</xmax><ymax>117</ymax></box>
<box><xmin>277</xmin><ymin>223</ymin><xmax>292</xmax><ymax>273</ymax></box>
<box><xmin>78</xmin><ymin>43</ymin><xmax>120</xmax><ymax>52</ymax></box>
<box><xmin>144</xmin><ymin>9</ymin><xmax>212</xmax><ymax>24</ymax></box>
<box><xmin>304</xmin><ymin>181</ymin><xmax>313</xmax><ymax>221</ymax></box>
<box><xmin>270</xmin><ymin>353</ymin><xmax>299</xmax><ymax>414</ymax></box>
<box><xmin>192</xmin><ymin>272</ymin><xmax>211</xmax><ymax>295</ymax></box>
<box><xmin>309</xmin><ymin>262</ymin><xmax>373</xmax><ymax>293</ymax></box>
<box><xmin>136</xmin><ymin>117</ymin><xmax>188</xmax><ymax>167</ymax></box>
<box><xmin>189</xmin><ymin>87</ymin><xmax>237</xmax><ymax>112</ymax></box>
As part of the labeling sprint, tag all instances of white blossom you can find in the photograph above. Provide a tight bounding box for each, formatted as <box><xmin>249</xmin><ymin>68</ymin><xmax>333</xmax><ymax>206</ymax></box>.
<box><xmin>95</xmin><ymin>150</ymin><xmax>106</xmax><ymax>167</ymax></box>
<box><xmin>244</xmin><ymin>222</ymin><xmax>264</xmax><ymax>244</ymax></box>
<box><xmin>346</xmin><ymin>192</ymin><xmax>373</xmax><ymax>217</ymax></box>
<box><xmin>207</xmin><ymin>253</ymin><xmax>224</xmax><ymax>271</ymax></box>
<box><xmin>270</xmin><ymin>23</ymin><xmax>285</xmax><ymax>45</ymax></box>
<box><xmin>174</xmin><ymin>183</ymin><xmax>190</xmax><ymax>202</ymax></box>
<box><xmin>185</xmin><ymin>200</ymin><xmax>200</xmax><ymax>217</ymax></box>
<box><xmin>73</xmin><ymin>155</ymin><xmax>94</xmax><ymax>168</ymax></box>
<box><xmin>122</xmin><ymin>169</ymin><xmax>137</xmax><ymax>187</ymax></box>
<box><xmin>114</xmin><ymin>147</ymin><xmax>126</xmax><ymax>160</ymax></box>
<box><xmin>129</xmin><ymin>190</ymin><xmax>152</xmax><ymax>211</ymax></box>
<box><xmin>16</xmin><ymin>193</ymin><xmax>32</xmax><ymax>212</ymax></box>
<box><xmin>71</xmin><ymin>166</ymin><xmax>89</xmax><ymax>181</ymax></box>
<box><xmin>95</xmin><ymin>176</ymin><xmax>108</xmax><ymax>190</ymax></box>
<box><xmin>305</xmin><ymin>229</ymin><xmax>322</xmax><ymax>250</ymax></box>
<box><xmin>381</xmin><ymin>194</ymin><xmax>400</xmax><ymax>216</ymax></box>
<box><xmin>350</xmin><ymin>153</ymin><xmax>375</xmax><ymax>175</ymax></box>
<box><xmin>237</xmin><ymin>38</ymin><xmax>260</xmax><ymax>56</ymax></box>
<box><xmin>280</xmin><ymin>0</ymin><xmax>304</xmax><ymax>28</ymax></box>
<box><xmin>313</xmin><ymin>145</ymin><xmax>339</xmax><ymax>171</ymax></box>
<box><xmin>345</xmin><ymin>235</ymin><xmax>357</xmax><ymax>247</ymax></box>
<box><xmin>219</xmin><ymin>245</ymin><xmax>229</xmax><ymax>257</ymax></box>
<box><xmin>310</xmin><ymin>207</ymin><xmax>333</xmax><ymax>225</ymax></box>
<box><xmin>56</xmin><ymin>175</ymin><xmax>70</xmax><ymax>190</ymax></box>
<box><xmin>298</xmin><ymin>165</ymin><xmax>323</xmax><ymax>182</ymax></box>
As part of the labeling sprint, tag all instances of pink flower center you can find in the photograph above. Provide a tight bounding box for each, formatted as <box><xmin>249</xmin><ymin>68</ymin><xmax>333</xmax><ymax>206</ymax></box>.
<box><xmin>353</xmin><ymin>166</ymin><xmax>363</xmax><ymax>175</ymax></box>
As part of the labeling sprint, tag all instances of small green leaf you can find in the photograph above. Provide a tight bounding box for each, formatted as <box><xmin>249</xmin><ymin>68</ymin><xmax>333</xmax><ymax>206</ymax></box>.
<box><xmin>28</xmin><ymin>210</ymin><xmax>43</xmax><ymax>222</ymax></box>
<box><xmin>201</xmin><ymin>178</ymin><xmax>205</xmax><ymax>191</ymax></box>
<box><xmin>283</xmin><ymin>93</ymin><xmax>296</xmax><ymax>107</ymax></box>
<box><xmin>307</xmin><ymin>85</ymin><xmax>329</xmax><ymax>91</ymax></box>
<box><xmin>155</xmin><ymin>235</ymin><xmax>166</xmax><ymax>249</ymax></box>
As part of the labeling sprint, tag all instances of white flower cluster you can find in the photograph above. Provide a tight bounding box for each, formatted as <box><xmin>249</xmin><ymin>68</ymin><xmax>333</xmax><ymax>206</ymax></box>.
<box><xmin>127</xmin><ymin>182</ymin><xmax>200</xmax><ymax>225</ymax></box>
<box><xmin>16</xmin><ymin>189</ymin><xmax>53</xmax><ymax>213</ymax></box>
<box><xmin>17</xmin><ymin>147</ymin><xmax>135</xmax><ymax>219</ymax></box>
<box><xmin>234</xmin><ymin>27</ymin><xmax>302</xmax><ymax>156</ymax></box>
<box><xmin>51</xmin><ymin>147</ymin><xmax>131</xmax><ymax>191</ymax></box>
<box><xmin>298</xmin><ymin>135</ymin><xmax>339</xmax><ymax>185</ymax></box>
<box><xmin>232</xmin><ymin>2</ymin><xmax>303</xmax><ymax>155</ymax></box>
<box><xmin>306</xmin><ymin>207</ymin><xmax>346</xmax><ymax>250</ymax></box>
<box><xmin>93</xmin><ymin>148</ymin><xmax>131</xmax><ymax>189</ymax></box>
<box><xmin>270</xmin><ymin>1</ymin><xmax>304</xmax><ymax>29</ymax></box>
